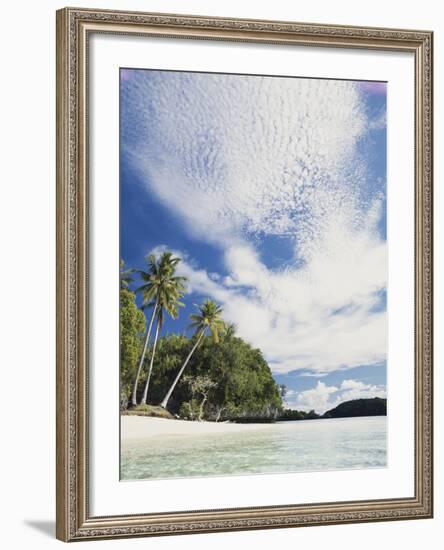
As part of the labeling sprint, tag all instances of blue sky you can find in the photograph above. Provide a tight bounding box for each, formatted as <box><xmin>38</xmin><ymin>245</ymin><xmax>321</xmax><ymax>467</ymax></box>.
<box><xmin>120</xmin><ymin>69</ymin><xmax>387</xmax><ymax>413</ymax></box>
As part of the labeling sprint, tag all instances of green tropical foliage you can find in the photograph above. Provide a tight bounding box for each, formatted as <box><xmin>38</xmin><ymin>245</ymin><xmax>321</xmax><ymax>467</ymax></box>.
<box><xmin>120</xmin><ymin>252</ymin><xmax>285</xmax><ymax>421</ymax></box>
<box><xmin>159</xmin><ymin>300</ymin><xmax>226</xmax><ymax>409</ymax></box>
<box><xmin>136</xmin><ymin>252</ymin><xmax>186</xmax><ymax>313</ymax></box>
<box><xmin>120</xmin><ymin>259</ymin><xmax>134</xmax><ymax>289</ymax></box>
<box><xmin>143</xmin><ymin>332</ymin><xmax>283</xmax><ymax>421</ymax></box>
<box><xmin>323</xmin><ymin>397</ymin><xmax>387</xmax><ymax>418</ymax></box>
<box><xmin>278</xmin><ymin>409</ymin><xmax>320</xmax><ymax>421</ymax></box>
<box><xmin>139</xmin><ymin>254</ymin><xmax>186</xmax><ymax>405</ymax></box>
<box><xmin>182</xmin><ymin>375</ymin><xmax>218</xmax><ymax>421</ymax></box>
<box><xmin>120</xmin><ymin>287</ymin><xmax>145</xmax><ymax>407</ymax></box>
<box><xmin>130</xmin><ymin>252</ymin><xmax>186</xmax><ymax>406</ymax></box>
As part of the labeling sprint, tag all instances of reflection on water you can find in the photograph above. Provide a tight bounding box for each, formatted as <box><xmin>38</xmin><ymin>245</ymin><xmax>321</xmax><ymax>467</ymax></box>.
<box><xmin>121</xmin><ymin>416</ymin><xmax>387</xmax><ymax>481</ymax></box>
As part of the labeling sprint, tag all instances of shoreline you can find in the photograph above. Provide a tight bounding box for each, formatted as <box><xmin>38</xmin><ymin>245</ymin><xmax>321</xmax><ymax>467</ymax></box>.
<box><xmin>121</xmin><ymin>415</ymin><xmax>277</xmax><ymax>441</ymax></box>
<box><xmin>121</xmin><ymin>414</ymin><xmax>386</xmax><ymax>442</ymax></box>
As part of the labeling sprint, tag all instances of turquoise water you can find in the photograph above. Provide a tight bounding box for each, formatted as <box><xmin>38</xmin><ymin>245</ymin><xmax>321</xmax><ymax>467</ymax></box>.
<box><xmin>121</xmin><ymin>416</ymin><xmax>387</xmax><ymax>481</ymax></box>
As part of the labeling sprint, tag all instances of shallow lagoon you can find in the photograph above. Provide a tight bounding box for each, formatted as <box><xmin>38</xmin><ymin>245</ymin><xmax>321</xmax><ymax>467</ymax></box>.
<box><xmin>121</xmin><ymin>416</ymin><xmax>387</xmax><ymax>481</ymax></box>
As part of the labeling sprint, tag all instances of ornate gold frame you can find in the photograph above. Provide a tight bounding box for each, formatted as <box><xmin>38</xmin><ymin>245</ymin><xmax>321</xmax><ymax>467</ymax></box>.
<box><xmin>56</xmin><ymin>7</ymin><xmax>433</xmax><ymax>542</ymax></box>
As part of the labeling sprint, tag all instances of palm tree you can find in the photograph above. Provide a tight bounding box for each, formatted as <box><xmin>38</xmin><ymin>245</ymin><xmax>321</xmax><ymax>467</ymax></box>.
<box><xmin>160</xmin><ymin>299</ymin><xmax>225</xmax><ymax>410</ymax></box>
<box><xmin>130</xmin><ymin>252</ymin><xmax>186</xmax><ymax>407</ymax></box>
<box><xmin>120</xmin><ymin>259</ymin><xmax>134</xmax><ymax>289</ymax></box>
<box><xmin>140</xmin><ymin>281</ymin><xmax>184</xmax><ymax>405</ymax></box>
<box><xmin>223</xmin><ymin>322</ymin><xmax>237</xmax><ymax>340</ymax></box>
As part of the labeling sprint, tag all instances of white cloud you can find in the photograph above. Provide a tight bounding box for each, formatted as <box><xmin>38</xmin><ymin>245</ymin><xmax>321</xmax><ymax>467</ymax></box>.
<box><xmin>285</xmin><ymin>380</ymin><xmax>386</xmax><ymax>414</ymax></box>
<box><xmin>340</xmin><ymin>379</ymin><xmax>367</xmax><ymax>390</ymax></box>
<box><xmin>292</xmin><ymin>381</ymin><xmax>339</xmax><ymax>413</ymax></box>
<box><xmin>125</xmin><ymin>72</ymin><xmax>387</xmax><ymax>376</ymax></box>
<box><xmin>122</xmin><ymin>72</ymin><xmax>374</xmax><ymax>250</ymax></box>
<box><xmin>160</xmin><ymin>237</ymin><xmax>386</xmax><ymax>375</ymax></box>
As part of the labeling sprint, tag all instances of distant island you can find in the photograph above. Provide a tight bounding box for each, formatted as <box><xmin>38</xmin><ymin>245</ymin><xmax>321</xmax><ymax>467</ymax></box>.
<box><xmin>278</xmin><ymin>398</ymin><xmax>387</xmax><ymax>422</ymax></box>
<box><xmin>323</xmin><ymin>397</ymin><xmax>387</xmax><ymax>418</ymax></box>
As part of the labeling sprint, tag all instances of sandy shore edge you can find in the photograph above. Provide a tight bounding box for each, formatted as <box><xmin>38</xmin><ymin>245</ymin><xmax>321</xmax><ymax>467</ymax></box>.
<box><xmin>121</xmin><ymin>415</ymin><xmax>276</xmax><ymax>441</ymax></box>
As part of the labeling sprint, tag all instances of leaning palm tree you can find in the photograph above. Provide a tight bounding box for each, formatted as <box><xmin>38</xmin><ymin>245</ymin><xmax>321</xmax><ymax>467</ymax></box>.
<box><xmin>140</xmin><ymin>282</ymin><xmax>184</xmax><ymax>405</ymax></box>
<box><xmin>130</xmin><ymin>252</ymin><xmax>187</xmax><ymax>407</ymax></box>
<box><xmin>160</xmin><ymin>299</ymin><xmax>225</xmax><ymax>410</ymax></box>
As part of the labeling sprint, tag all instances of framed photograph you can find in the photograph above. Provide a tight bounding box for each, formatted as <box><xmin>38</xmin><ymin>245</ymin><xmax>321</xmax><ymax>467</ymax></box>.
<box><xmin>56</xmin><ymin>7</ymin><xmax>433</xmax><ymax>541</ymax></box>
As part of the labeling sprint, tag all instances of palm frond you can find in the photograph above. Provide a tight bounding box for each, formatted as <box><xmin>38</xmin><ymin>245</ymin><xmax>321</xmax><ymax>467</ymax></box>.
<box><xmin>120</xmin><ymin>259</ymin><xmax>135</xmax><ymax>288</ymax></box>
<box><xmin>135</xmin><ymin>250</ymin><xmax>188</xmax><ymax>325</ymax></box>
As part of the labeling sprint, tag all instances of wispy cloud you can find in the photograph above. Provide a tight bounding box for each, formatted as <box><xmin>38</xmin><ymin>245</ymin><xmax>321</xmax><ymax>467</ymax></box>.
<box><xmin>123</xmin><ymin>71</ymin><xmax>387</xmax><ymax>377</ymax></box>
<box><xmin>369</xmin><ymin>108</ymin><xmax>387</xmax><ymax>131</ymax></box>
<box><xmin>152</xmin><ymin>238</ymin><xmax>386</xmax><ymax>375</ymax></box>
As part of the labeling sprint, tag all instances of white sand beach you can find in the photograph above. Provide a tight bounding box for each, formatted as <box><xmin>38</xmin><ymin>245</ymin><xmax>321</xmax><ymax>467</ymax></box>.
<box><xmin>121</xmin><ymin>415</ymin><xmax>276</xmax><ymax>441</ymax></box>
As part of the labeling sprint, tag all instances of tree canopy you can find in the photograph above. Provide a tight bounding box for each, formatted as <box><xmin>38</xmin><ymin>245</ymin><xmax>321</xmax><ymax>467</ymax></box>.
<box><xmin>120</xmin><ymin>287</ymin><xmax>146</xmax><ymax>404</ymax></box>
<box><xmin>125</xmin><ymin>331</ymin><xmax>283</xmax><ymax>421</ymax></box>
<box><xmin>120</xmin><ymin>252</ymin><xmax>283</xmax><ymax>420</ymax></box>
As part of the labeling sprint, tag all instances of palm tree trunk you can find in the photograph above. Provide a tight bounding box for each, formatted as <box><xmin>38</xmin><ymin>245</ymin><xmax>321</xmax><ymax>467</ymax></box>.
<box><xmin>198</xmin><ymin>394</ymin><xmax>207</xmax><ymax>421</ymax></box>
<box><xmin>215</xmin><ymin>406</ymin><xmax>225</xmax><ymax>423</ymax></box>
<box><xmin>141</xmin><ymin>315</ymin><xmax>161</xmax><ymax>405</ymax></box>
<box><xmin>130</xmin><ymin>298</ymin><xmax>158</xmax><ymax>406</ymax></box>
<box><xmin>160</xmin><ymin>331</ymin><xmax>204</xmax><ymax>409</ymax></box>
